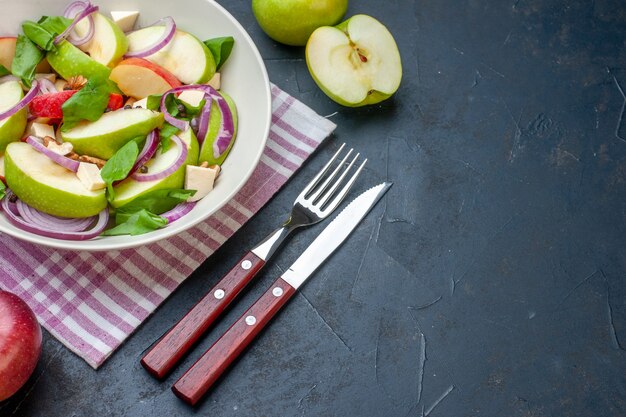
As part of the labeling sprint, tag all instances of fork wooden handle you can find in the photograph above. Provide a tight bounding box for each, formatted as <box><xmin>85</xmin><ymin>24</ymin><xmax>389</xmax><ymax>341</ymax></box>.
<box><xmin>172</xmin><ymin>277</ymin><xmax>297</xmax><ymax>406</ymax></box>
<box><xmin>140</xmin><ymin>252</ymin><xmax>265</xmax><ymax>379</ymax></box>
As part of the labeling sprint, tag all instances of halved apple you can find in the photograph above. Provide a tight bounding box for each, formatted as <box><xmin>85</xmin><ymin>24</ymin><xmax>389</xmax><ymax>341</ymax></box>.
<box><xmin>110</xmin><ymin>128</ymin><xmax>199</xmax><ymax>208</ymax></box>
<box><xmin>46</xmin><ymin>40</ymin><xmax>112</xmax><ymax>81</ymax></box>
<box><xmin>4</xmin><ymin>142</ymin><xmax>107</xmax><ymax>218</ymax></box>
<box><xmin>305</xmin><ymin>14</ymin><xmax>402</xmax><ymax>107</ymax></box>
<box><xmin>73</xmin><ymin>12</ymin><xmax>128</xmax><ymax>67</ymax></box>
<box><xmin>61</xmin><ymin>108</ymin><xmax>164</xmax><ymax>159</ymax></box>
<box><xmin>126</xmin><ymin>28</ymin><xmax>216</xmax><ymax>84</ymax></box>
<box><xmin>0</xmin><ymin>37</ymin><xmax>51</xmax><ymax>73</ymax></box>
<box><xmin>110</xmin><ymin>58</ymin><xmax>182</xmax><ymax>99</ymax></box>
<box><xmin>0</xmin><ymin>81</ymin><xmax>27</xmax><ymax>151</ymax></box>
<box><xmin>197</xmin><ymin>92</ymin><xmax>238</xmax><ymax>166</ymax></box>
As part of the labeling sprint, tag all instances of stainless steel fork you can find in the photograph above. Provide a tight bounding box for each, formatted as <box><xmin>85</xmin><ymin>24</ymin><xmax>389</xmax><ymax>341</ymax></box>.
<box><xmin>141</xmin><ymin>144</ymin><xmax>366</xmax><ymax>379</ymax></box>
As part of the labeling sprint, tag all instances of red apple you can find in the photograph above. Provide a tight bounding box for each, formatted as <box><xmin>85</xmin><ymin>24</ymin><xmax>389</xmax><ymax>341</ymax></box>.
<box><xmin>110</xmin><ymin>58</ymin><xmax>182</xmax><ymax>99</ymax></box>
<box><xmin>29</xmin><ymin>90</ymin><xmax>125</xmax><ymax>119</ymax></box>
<box><xmin>0</xmin><ymin>291</ymin><xmax>42</xmax><ymax>401</ymax></box>
<box><xmin>0</xmin><ymin>37</ymin><xmax>50</xmax><ymax>73</ymax></box>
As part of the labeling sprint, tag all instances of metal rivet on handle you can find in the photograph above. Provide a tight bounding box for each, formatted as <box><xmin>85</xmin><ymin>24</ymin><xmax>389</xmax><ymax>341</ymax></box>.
<box><xmin>241</xmin><ymin>260</ymin><xmax>252</xmax><ymax>270</ymax></box>
<box><xmin>245</xmin><ymin>315</ymin><xmax>256</xmax><ymax>326</ymax></box>
<box><xmin>214</xmin><ymin>289</ymin><xmax>225</xmax><ymax>299</ymax></box>
<box><xmin>272</xmin><ymin>287</ymin><xmax>283</xmax><ymax>297</ymax></box>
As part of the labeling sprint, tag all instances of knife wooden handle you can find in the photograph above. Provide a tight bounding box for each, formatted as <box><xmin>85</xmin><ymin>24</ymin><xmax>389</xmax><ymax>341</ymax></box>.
<box><xmin>141</xmin><ymin>252</ymin><xmax>265</xmax><ymax>379</ymax></box>
<box><xmin>172</xmin><ymin>277</ymin><xmax>297</xmax><ymax>405</ymax></box>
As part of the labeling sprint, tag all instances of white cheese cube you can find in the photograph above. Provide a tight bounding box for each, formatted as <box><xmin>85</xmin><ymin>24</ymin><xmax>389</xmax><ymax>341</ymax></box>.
<box><xmin>177</xmin><ymin>90</ymin><xmax>206</xmax><ymax>108</ymax></box>
<box><xmin>185</xmin><ymin>165</ymin><xmax>219</xmax><ymax>202</ymax></box>
<box><xmin>132</xmin><ymin>97</ymin><xmax>148</xmax><ymax>109</ymax></box>
<box><xmin>77</xmin><ymin>163</ymin><xmax>106</xmax><ymax>191</ymax></box>
<box><xmin>206</xmin><ymin>72</ymin><xmax>221</xmax><ymax>90</ymax></box>
<box><xmin>26</xmin><ymin>122</ymin><xmax>55</xmax><ymax>139</ymax></box>
<box><xmin>110</xmin><ymin>11</ymin><xmax>139</xmax><ymax>33</ymax></box>
<box><xmin>46</xmin><ymin>141</ymin><xmax>73</xmax><ymax>156</ymax></box>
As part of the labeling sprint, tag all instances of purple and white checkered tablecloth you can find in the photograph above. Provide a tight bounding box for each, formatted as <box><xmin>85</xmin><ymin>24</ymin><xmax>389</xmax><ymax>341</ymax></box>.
<box><xmin>0</xmin><ymin>84</ymin><xmax>336</xmax><ymax>368</ymax></box>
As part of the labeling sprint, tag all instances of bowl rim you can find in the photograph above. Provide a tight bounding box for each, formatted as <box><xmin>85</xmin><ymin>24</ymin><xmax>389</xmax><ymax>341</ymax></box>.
<box><xmin>0</xmin><ymin>0</ymin><xmax>272</xmax><ymax>252</ymax></box>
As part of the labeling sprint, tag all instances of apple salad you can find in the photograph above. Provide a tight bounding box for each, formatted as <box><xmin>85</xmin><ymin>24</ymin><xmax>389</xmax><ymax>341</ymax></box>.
<box><xmin>0</xmin><ymin>1</ymin><xmax>238</xmax><ymax>240</ymax></box>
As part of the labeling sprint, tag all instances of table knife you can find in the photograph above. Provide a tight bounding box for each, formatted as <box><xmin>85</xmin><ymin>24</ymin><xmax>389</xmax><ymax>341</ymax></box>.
<box><xmin>171</xmin><ymin>182</ymin><xmax>392</xmax><ymax>405</ymax></box>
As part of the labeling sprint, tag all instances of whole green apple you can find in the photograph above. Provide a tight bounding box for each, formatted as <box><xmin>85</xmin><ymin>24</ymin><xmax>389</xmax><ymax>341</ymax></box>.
<box><xmin>252</xmin><ymin>0</ymin><xmax>349</xmax><ymax>46</ymax></box>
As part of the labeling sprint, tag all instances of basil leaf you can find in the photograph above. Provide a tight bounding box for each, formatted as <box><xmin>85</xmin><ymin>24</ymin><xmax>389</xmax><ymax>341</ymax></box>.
<box><xmin>102</xmin><ymin>209</ymin><xmax>167</xmax><ymax>236</ymax></box>
<box><xmin>159</xmin><ymin>123</ymin><xmax>179</xmax><ymax>151</ymax></box>
<box><xmin>0</xmin><ymin>65</ymin><xmax>10</xmax><ymax>77</ymax></box>
<box><xmin>11</xmin><ymin>35</ymin><xmax>44</xmax><ymax>87</ymax></box>
<box><xmin>117</xmin><ymin>189</ymin><xmax>195</xmax><ymax>215</ymax></box>
<box><xmin>203</xmin><ymin>36</ymin><xmax>234</xmax><ymax>71</ymax></box>
<box><xmin>0</xmin><ymin>181</ymin><xmax>6</xmax><ymax>201</ymax></box>
<box><xmin>100</xmin><ymin>140</ymin><xmax>139</xmax><ymax>200</ymax></box>
<box><xmin>22</xmin><ymin>21</ymin><xmax>55</xmax><ymax>51</ymax></box>
<box><xmin>61</xmin><ymin>76</ymin><xmax>112</xmax><ymax>131</ymax></box>
<box><xmin>38</xmin><ymin>16</ymin><xmax>72</xmax><ymax>35</ymax></box>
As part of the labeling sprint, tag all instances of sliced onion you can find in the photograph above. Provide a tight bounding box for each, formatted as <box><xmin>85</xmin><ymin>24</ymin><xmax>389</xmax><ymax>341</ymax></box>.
<box><xmin>38</xmin><ymin>78</ymin><xmax>57</xmax><ymax>95</ymax></box>
<box><xmin>0</xmin><ymin>80</ymin><xmax>40</xmax><ymax>122</ymax></box>
<box><xmin>16</xmin><ymin>200</ymin><xmax>94</xmax><ymax>232</ymax></box>
<box><xmin>160</xmin><ymin>90</ymin><xmax>189</xmax><ymax>132</ymax></box>
<box><xmin>159</xmin><ymin>85</ymin><xmax>234</xmax><ymax>156</ymax></box>
<box><xmin>2</xmin><ymin>190</ymin><xmax>109</xmax><ymax>241</ymax></box>
<box><xmin>26</xmin><ymin>136</ymin><xmax>80</xmax><ymax>172</ymax></box>
<box><xmin>130</xmin><ymin>134</ymin><xmax>187</xmax><ymax>181</ymax></box>
<box><xmin>125</xmin><ymin>17</ymin><xmax>176</xmax><ymax>58</ymax></box>
<box><xmin>55</xmin><ymin>1</ymin><xmax>99</xmax><ymax>45</ymax></box>
<box><xmin>161</xmin><ymin>202</ymin><xmax>196</xmax><ymax>223</ymax></box>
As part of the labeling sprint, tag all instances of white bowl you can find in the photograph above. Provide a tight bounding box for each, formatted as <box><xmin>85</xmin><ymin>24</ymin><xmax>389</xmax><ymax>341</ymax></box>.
<box><xmin>0</xmin><ymin>0</ymin><xmax>271</xmax><ymax>251</ymax></box>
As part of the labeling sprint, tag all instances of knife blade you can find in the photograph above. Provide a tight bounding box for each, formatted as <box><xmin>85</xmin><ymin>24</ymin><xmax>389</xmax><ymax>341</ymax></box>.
<box><xmin>172</xmin><ymin>182</ymin><xmax>392</xmax><ymax>405</ymax></box>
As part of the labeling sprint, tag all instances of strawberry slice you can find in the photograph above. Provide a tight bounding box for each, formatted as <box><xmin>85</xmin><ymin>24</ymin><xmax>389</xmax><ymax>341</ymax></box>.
<box><xmin>29</xmin><ymin>90</ymin><xmax>125</xmax><ymax>119</ymax></box>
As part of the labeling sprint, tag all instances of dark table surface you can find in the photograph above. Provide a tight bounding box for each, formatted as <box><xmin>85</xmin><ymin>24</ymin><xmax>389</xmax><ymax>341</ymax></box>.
<box><xmin>3</xmin><ymin>0</ymin><xmax>626</xmax><ymax>416</ymax></box>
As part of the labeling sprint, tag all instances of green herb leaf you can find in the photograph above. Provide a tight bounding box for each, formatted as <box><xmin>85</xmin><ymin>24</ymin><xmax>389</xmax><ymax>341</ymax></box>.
<box><xmin>117</xmin><ymin>189</ymin><xmax>196</xmax><ymax>215</ymax></box>
<box><xmin>11</xmin><ymin>35</ymin><xmax>44</xmax><ymax>87</ymax></box>
<box><xmin>203</xmin><ymin>36</ymin><xmax>234</xmax><ymax>71</ymax></box>
<box><xmin>0</xmin><ymin>65</ymin><xmax>10</xmax><ymax>77</ymax></box>
<box><xmin>159</xmin><ymin>123</ymin><xmax>179</xmax><ymax>151</ymax></box>
<box><xmin>61</xmin><ymin>76</ymin><xmax>112</xmax><ymax>131</ymax></box>
<box><xmin>37</xmin><ymin>16</ymin><xmax>73</xmax><ymax>35</ymax></box>
<box><xmin>22</xmin><ymin>21</ymin><xmax>56</xmax><ymax>51</ymax></box>
<box><xmin>100</xmin><ymin>140</ymin><xmax>139</xmax><ymax>200</ymax></box>
<box><xmin>102</xmin><ymin>209</ymin><xmax>167</xmax><ymax>236</ymax></box>
<box><xmin>0</xmin><ymin>181</ymin><xmax>6</xmax><ymax>201</ymax></box>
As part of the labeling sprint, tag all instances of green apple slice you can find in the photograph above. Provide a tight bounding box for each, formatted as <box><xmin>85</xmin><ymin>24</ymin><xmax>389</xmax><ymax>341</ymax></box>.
<box><xmin>5</xmin><ymin>142</ymin><xmax>107</xmax><ymax>218</ymax></box>
<box><xmin>73</xmin><ymin>12</ymin><xmax>129</xmax><ymax>67</ymax></box>
<box><xmin>126</xmin><ymin>27</ymin><xmax>216</xmax><ymax>84</ymax></box>
<box><xmin>306</xmin><ymin>14</ymin><xmax>402</xmax><ymax>107</ymax></box>
<box><xmin>197</xmin><ymin>92</ymin><xmax>238</xmax><ymax>166</ymax></box>
<box><xmin>62</xmin><ymin>108</ymin><xmax>164</xmax><ymax>160</ymax></box>
<box><xmin>46</xmin><ymin>40</ymin><xmax>112</xmax><ymax>81</ymax></box>
<box><xmin>110</xmin><ymin>128</ymin><xmax>199</xmax><ymax>208</ymax></box>
<box><xmin>0</xmin><ymin>81</ymin><xmax>27</xmax><ymax>151</ymax></box>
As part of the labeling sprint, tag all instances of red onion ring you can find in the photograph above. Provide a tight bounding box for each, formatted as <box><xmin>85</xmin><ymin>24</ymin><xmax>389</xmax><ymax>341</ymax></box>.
<box><xmin>158</xmin><ymin>85</ymin><xmax>234</xmax><ymax>156</ymax></box>
<box><xmin>130</xmin><ymin>134</ymin><xmax>187</xmax><ymax>182</ymax></box>
<box><xmin>16</xmin><ymin>200</ymin><xmax>94</xmax><ymax>232</ymax></box>
<box><xmin>160</xmin><ymin>91</ymin><xmax>189</xmax><ymax>132</ymax></box>
<box><xmin>161</xmin><ymin>202</ymin><xmax>196</xmax><ymax>223</ymax></box>
<box><xmin>0</xmin><ymin>80</ymin><xmax>40</xmax><ymax>122</ymax></box>
<box><xmin>2</xmin><ymin>190</ymin><xmax>109</xmax><ymax>241</ymax></box>
<box><xmin>26</xmin><ymin>136</ymin><xmax>80</xmax><ymax>172</ymax></box>
<box><xmin>38</xmin><ymin>78</ymin><xmax>57</xmax><ymax>95</ymax></box>
<box><xmin>125</xmin><ymin>17</ymin><xmax>176</xmax><ymax>58</ymax></box>
<box><xmin>55</xmin><ymin>1</ymin><xmax>99</xmax><ymax>45</ymax></box>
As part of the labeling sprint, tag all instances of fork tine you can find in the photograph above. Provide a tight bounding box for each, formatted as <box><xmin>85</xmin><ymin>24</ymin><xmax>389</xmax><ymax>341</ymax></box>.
<box><xmin>319</xmin><ymin>158</ymin><xmax>367</xmax><ymax>216</ymax></box>
<box><xmin>307</xmin><ymin>148</ymin><xmax>353</xmax><ymax>203</ymax></box>
<box><xmin>316</xmin><ymin>152</ymin><xmax>360</xmax><ymax>208</ymax></box>
<box><xmin>297</xmin><ymin>143</ymin><xmax>346</xmax><ymax>200</ymax></box>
